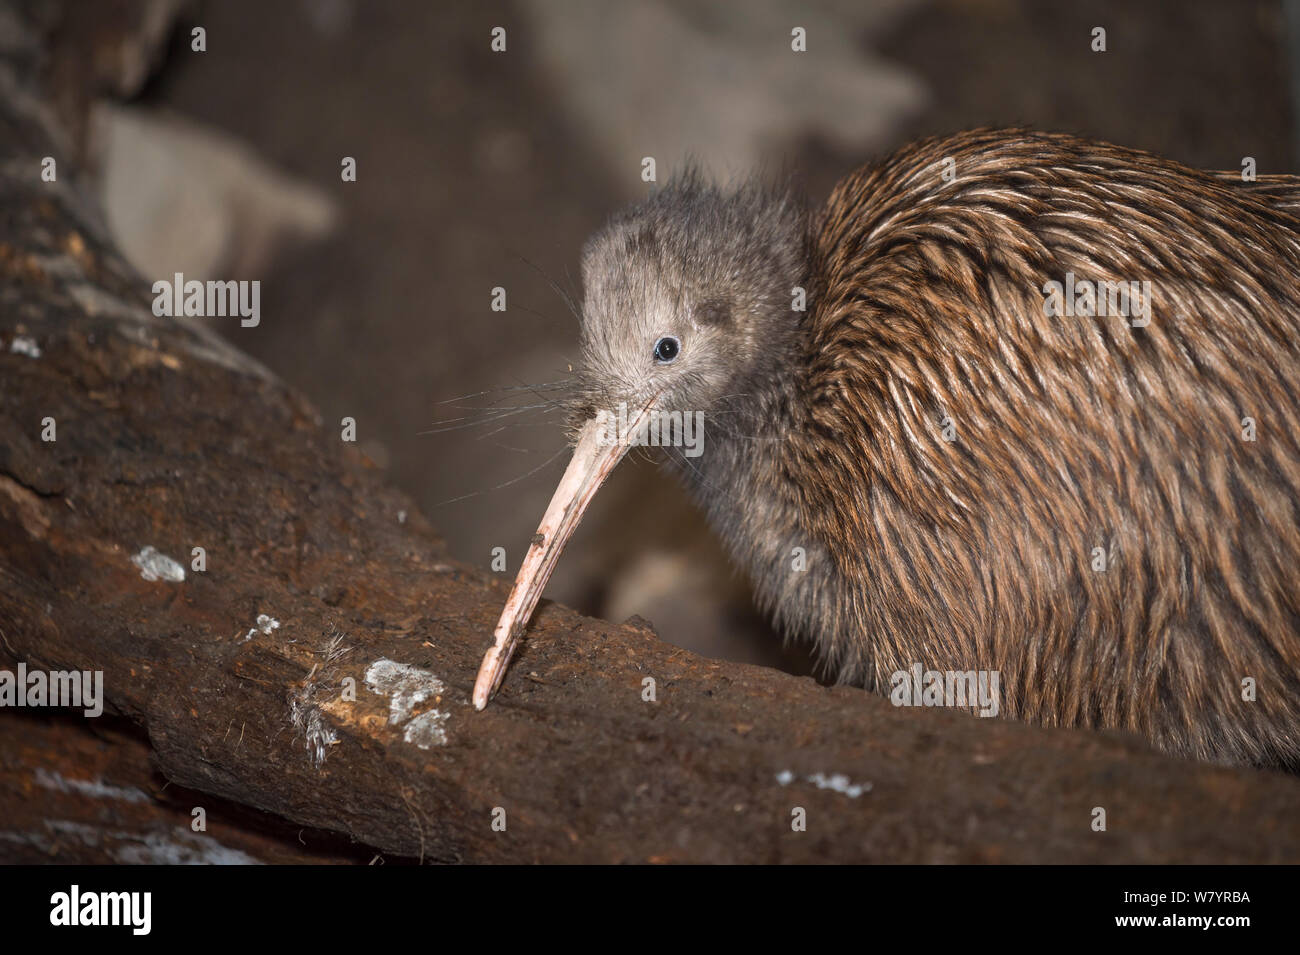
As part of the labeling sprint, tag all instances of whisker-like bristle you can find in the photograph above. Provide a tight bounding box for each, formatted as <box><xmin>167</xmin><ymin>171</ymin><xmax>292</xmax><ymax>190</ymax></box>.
<box><xmin>434</xmin><ymin>443</ymin><xmax>571</xmax><ymax>507</ymax></box>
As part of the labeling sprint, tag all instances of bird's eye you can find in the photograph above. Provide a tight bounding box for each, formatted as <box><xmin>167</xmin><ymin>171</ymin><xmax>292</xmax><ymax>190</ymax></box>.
<box><xmin>653</xmin><ymin>336</ymin><xmax>681</xmax><ymax>364</ymax></box>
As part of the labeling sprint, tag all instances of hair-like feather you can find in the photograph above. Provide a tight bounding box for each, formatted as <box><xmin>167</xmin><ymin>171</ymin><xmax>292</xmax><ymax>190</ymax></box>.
<box><xmin>575</xmin><ymin>129</ymin><xmax>1300</xmax><ymax>767</ymax></box>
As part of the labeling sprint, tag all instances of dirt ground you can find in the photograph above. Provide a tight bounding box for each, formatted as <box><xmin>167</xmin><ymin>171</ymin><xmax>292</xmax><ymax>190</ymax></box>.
<box><xmin>133</xmin><ymin>0</ymin><xmax>1295</xmax><ymax>673</ymax></box>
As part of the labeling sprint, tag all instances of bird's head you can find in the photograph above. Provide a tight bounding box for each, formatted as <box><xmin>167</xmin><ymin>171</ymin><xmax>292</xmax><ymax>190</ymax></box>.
<box><xmin>571</xmin><ymin>170</ymin><xmax>809</xmax><ymax>439</ymax></box>
<box><xmin>473</xmin><ymin>171</ymin><xmax>808</xmax><ymax>708</ymax></box>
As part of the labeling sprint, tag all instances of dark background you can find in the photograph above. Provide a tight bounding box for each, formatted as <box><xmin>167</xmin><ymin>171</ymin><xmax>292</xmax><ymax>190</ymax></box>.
<box><xmin>102</xmin><ymin>0</ymin><xmax>1297</xmax><ymax>674</ymax></box>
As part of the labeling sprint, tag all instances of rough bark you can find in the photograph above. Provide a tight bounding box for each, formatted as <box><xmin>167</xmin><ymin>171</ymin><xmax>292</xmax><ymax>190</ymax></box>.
<box><xmin>1</xmin><ymin>0</ymin><xmax>1299</xmax><ymax>864</ymax></box>
<box><xmin>0</xmin><ymin>714</ymin><xmax>368</xmax><ymax>864</ymax></box>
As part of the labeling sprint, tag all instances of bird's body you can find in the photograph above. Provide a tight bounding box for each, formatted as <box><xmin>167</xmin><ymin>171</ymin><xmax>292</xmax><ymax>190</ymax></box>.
<box><xmin>475</xmin><ymin>129</ymin><xmax>1300</xmax><ymax>769</ymax></box>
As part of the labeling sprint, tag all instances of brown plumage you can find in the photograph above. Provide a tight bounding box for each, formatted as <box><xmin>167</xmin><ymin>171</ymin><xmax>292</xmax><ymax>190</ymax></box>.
<box><xmin>474</xmin><ymin>128</ymin><xmax>1300</xmax><ymax>769</ymax></box>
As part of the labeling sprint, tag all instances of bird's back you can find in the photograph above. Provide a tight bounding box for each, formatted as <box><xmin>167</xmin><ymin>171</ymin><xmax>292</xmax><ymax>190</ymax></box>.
<box><xmin>1225</xmin><ymin>173</ymin><xmax>1300</xmax><ymax>218</ymax></box>
<box><xmin>793</xmin><ymin>128</ymin><xmax>1300</xmax><ymax>766</ymax></box>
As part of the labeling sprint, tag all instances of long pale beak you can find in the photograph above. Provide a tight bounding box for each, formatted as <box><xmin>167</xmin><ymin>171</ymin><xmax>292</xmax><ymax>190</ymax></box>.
<box><xmin>472</xmin><ymin>400</ymin><xmax>654</xmax><ymax>709</ymax></box>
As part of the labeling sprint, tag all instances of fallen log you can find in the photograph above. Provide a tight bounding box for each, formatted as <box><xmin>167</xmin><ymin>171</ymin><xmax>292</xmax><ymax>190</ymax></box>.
<box><xmin>1</xmin><ymin>0</ymin><xmax>1299</xmax><ymax>865</ymax></box>
<box><xmin>0</xmin><ymin>713</ymin><xmax>368</xmax><ymax>864</ymax></box>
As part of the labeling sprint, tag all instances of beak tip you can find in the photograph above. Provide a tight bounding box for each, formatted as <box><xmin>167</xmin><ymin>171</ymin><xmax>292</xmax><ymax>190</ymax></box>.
<box><xmin>471</xmin><ymin>673</ymin><xmax>492</xmax><ymax>711</ymax></box>
<box><xmin>468</xmin><ymin>412</ymin><xmax>645</xmax><ymax>718</ymax></box>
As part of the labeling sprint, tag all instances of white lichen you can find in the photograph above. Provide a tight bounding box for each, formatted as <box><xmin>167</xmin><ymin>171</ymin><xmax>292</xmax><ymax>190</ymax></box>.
<box><xmin>776</xmin><ymin>770</ymin><xmax>871</xmax><ymax>798</ymax></box>
<box><xmin>112</xmin><ymin>828</ymin><xmax>263</xmax><ymax>865</ymax></box>
<box><xmin>241</xmin><ymin>613</ymin><xmax>281</xmax><ymax>642</ymax></box>
<box><xmin>35</xmin><ymin>821</ymin><xmax>262</xmax><ymax>865</ymax></box>
<box><xmin>289</xmin><ymin>690</ymin><xmax>339</xmax><ymax>768</ymax></box>
<box><xmin>287</xmin><ymin>631</ymin><xmax>352</xmax><ymax>768</ymax></box>
<box><xmin>9</xmin><ymin>336</ymin><xmax>41</xmax><ymax>358</ymax></box>
<box><xmin>364</xmin><ymin>658</ymin><xmax>450</xmax><ymax>748</ymax></box>
<box><xmin>364</xmin><ymin>659</ymin><xmax>446</xmax><ymax>725</ymax></box>
<box><xmin>34</xmin><ymin>768</ymin><xmax>149</xmax><ymax>804</ymax></box>
<box><xmin>403</xmin><ymin>709</ymin><xmax>450</xmax><ymax>749</ymax></box>
<box><xmin>130</xmin><ymin>546</ymin><xmax>185</xmax><ymax>582</ymax></box>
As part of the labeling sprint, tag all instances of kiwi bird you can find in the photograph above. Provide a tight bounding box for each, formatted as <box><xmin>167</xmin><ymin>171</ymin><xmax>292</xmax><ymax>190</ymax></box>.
<box><xmin>473</xmin><ymin>128</ymin><xmax>1300</xmax><ymax>769</ymax></box>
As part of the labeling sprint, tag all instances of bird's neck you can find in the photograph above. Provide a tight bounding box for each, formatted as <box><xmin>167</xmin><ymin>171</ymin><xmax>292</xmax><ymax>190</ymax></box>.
<box><xmin>667</xmin><ymin>322</ymin><xmax>842</xmax><ymax>652</ymax></box>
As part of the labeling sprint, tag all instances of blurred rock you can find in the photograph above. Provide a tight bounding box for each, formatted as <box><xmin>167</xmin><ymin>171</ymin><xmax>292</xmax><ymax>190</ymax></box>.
<box><xmin>91</xmin><ymin>102</ymin><xmax>338</xmax><ymax>280</ymax></box>
<box><xmin>520</xmin><ymin>0</ymin><xmax>929</xmax><ymax>190</ymax></box>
